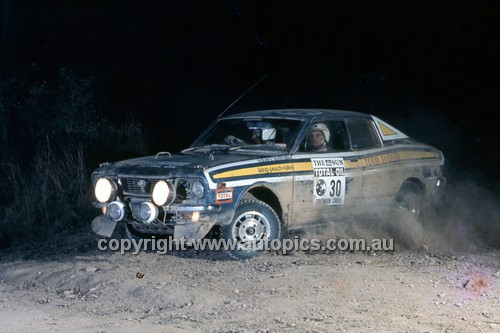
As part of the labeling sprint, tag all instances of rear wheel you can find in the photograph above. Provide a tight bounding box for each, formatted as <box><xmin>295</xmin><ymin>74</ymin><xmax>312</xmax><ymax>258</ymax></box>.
<box><xmin>397</xmin><ymin>182</ymin><xmax>424</xmax><ymax>216</ymax></box>
<box><xmin>221</xmin><ymin>200</ymin><xmax>281</xmax><ymax>260</ymax></box>
<box><xmin>392</xmin><ymin>181</ymin><xmax>426</xmax><ymax>249</ymax></box>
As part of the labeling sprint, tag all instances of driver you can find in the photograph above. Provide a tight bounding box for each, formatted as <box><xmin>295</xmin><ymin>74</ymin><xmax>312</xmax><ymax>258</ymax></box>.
<box><xmin>249</xmin><ymin>122</ymin><xmax>276</xmax><ymax>144</ymax></box>
<box><xmin>251</xmin><ymin>129</ymin><xmax>264</xmax><ymax>144</ymax></box>
<box><xmin>307</xmin><ymin>122</ymin><xmax>330</xmax><ymax>152</ymax></box>
<box><xmin>224</xmin><ymin>122</ymin><xmax>277</xmax><ymax>145</ymax></box>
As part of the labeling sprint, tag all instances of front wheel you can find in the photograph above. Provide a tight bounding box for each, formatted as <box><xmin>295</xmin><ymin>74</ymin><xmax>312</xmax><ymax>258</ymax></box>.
<box><xmin>221</xmin><ymin>200</ymin><xmax>281</xmax><ymax>260</ymax></box>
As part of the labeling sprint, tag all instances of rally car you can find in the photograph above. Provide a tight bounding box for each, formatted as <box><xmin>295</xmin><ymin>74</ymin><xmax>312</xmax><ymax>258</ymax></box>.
<box><xmin>91</xmin><ymin>109</ymin><xmax>445</xmax><ymax>259</ymax></box>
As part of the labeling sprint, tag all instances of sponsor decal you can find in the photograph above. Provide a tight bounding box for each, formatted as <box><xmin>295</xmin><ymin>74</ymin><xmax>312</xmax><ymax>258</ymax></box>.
<box><xmin>257</xmin><ymin>156</ymin><xmax>288</xmax><ymax>163</ymax></box>
<box><xmin>212</xmin><ymin>163</ymin><xmax>295</xmax><ymax>179</ymax></box>
<box><xmin>358</xmin><ymin>151</ymin><xmax>439</xmax><ymax>168</ymax></box>
<box><xmin>211</xmin><ymin>160</ymin><xmax>314</xmax><ymax>181</ymax></box>
<box><xmin>362</xmin><ymin>152</ymin><xmax>401</xmax><ymax>166</ymax></box>
<box><xmin>216</xmin><ymin>187</ymin><xmax>233</xmax><ymax>204</ymax></box>
<box><xmin>311</xmin><ymin>158</ymin><xmax>346</xmax><ymax>205</ymax></box>
<box><xmin>256</xmin><ymin>163</ymin><xmax>293</xmax><ymax>174</ymax></box>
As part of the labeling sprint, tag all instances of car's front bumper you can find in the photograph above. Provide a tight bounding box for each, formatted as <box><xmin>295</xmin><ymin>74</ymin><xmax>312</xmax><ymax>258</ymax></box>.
<box><xmin>163</xmin><ymin>204</ymin><xmax>221</xmax><ymax>213</ymax></box>
<box><xmin>92</xmin><ymin>200</ymin><xmax>231</xmax><ymax>241</ymax></box>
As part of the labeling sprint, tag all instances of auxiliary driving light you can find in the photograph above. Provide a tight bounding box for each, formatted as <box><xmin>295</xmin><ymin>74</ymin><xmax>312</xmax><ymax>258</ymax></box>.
<box><xmin>152</xmin><ymin>180</ymin><xmax>175</xmax><ymax>206</ymax></box>
<box><xmin>95</xmin><ymin>177</ymin><xmax>116</xmax><ymax>203</ymax></box>
<box><xmin>139</xmin><ymin>202</ymin><xmax>158</xmax><ymax>224</ymax></box>
<box><xmin>107</xmin><ymin>201</ymin><xmax>125</xmax><ymax>222</ymax></box>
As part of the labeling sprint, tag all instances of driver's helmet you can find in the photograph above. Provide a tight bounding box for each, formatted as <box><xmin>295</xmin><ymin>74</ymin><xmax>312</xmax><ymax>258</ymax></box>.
<box><xmin>247</xmin><ymin>121</ymin><xmax>276</xmax><ymax>141</ymax></box>
<box><xmin>308</xmin><ymin>122</ymin><xmax>330</xmax><ymax>143</ymax></box>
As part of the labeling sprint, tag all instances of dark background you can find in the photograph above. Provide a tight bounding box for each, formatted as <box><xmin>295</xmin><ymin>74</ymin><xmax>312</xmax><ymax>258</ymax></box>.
<box><xmin>1</xmin><ymin>0</ymin><xmax>499</xmax><ymax>186</ymax></box>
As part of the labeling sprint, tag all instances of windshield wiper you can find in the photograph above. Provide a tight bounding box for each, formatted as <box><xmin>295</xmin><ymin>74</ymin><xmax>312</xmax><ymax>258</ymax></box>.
<box><xmin>183</xmin><ymin>144</ymin><xmax>274</xmax><ymax>155</ymax></box>
<box><xmin>226</xmin><ymin>145</ymin><xmax>252</xmax><ymax>151</ymax></box>
<box><xmin>227</xmin><ymin>144</ymin><xmax>277</xmax><ymax>150</ymax></box>
<box><xmin>182</xmin><ymin>144</ymin><xmax>230</xmax><ymax>153</ymax></box>
<box><xmin>181</xmin><ymin>147</ymin><xmax>197</xmax><ymax>153</ymax></box>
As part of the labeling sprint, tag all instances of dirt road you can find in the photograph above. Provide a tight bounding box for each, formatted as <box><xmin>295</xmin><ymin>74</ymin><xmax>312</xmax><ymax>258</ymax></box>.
<box><xmin>0</xmin><ymin>229</ymin><xmax>498</xmax><ymax>333</ymax></box>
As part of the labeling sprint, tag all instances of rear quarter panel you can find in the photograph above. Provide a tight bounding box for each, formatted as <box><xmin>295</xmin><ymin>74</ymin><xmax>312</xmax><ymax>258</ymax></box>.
<box><xmin>359</xmin><ymin>143</ymin><xmax>444</xmax><ymax>207</ymax></box>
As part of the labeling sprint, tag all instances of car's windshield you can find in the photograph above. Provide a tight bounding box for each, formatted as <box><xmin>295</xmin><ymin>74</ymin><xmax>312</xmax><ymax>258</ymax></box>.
<box><xmin>192</xmin><ymin>118</ymin><xmax>303</xmax><ymax>151</ymax></box>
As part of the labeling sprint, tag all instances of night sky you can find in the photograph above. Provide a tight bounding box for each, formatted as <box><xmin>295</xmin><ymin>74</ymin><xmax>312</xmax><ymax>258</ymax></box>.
<box><xmin>1</xmin><ymin>0</ymin><xmax>499</xmax><ymax>183</ymax></box>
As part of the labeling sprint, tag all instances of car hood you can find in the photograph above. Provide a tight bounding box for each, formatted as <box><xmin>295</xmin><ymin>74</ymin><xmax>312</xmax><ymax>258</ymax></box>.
<box><xmin>94</xmin><ymin>150</ymin><xmax>287</xmax><ymax>178</ymax></box>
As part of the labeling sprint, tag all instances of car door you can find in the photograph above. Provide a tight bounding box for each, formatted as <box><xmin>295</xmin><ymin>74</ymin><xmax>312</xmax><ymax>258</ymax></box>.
<box><xmin>345</xmin><ymin>118</ymin><xmax>393</xmax><ymax>211</ymax></box>
<box><xmin>290</xmin><ymin>119</ymin><xmax>364</xmax><ymax>228</ymax></box>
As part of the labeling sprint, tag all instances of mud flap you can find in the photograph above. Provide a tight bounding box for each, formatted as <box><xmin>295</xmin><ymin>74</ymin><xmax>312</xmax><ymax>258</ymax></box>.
<box><xmin>174</xmin><ymin>222</ymin><xmax>216</xmax><ymax>244</ymax></box>
<box><xmin>91</xmin><ymin>215</ymin><xmax>117</xmax><ymax>237</ymax></box>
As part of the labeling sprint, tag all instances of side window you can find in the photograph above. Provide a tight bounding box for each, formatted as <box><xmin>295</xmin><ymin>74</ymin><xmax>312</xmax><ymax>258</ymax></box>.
<box><xmin>347</xmin><ymin>120</ymin><xmax>381</xmax><ymax>150</ymax></box>
<box><xmin>329</xmin><ymin>121</ymin><xmax>350</xmax><ymax>151</ymax></box>
<box><xmin>300</xmin><ymin>120</ymin><xmax>350</xmax><ymax>152</ymax></box>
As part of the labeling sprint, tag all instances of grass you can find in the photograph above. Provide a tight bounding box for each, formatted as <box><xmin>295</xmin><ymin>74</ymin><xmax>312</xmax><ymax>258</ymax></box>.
<box><xmin>0</xmin><ymin>68</ymin><xmax>148</xmax><ymax>248</ymax></box>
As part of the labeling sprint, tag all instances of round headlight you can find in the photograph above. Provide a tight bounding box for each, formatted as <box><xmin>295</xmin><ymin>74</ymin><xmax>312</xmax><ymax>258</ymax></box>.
<box><xmin>95</xmin><ymin>178</ymin><xmax>115</xmax><ymax>203</ymax></box>
<box><xmin>107</xmin><ymin>201</ymin><xmax>125</xmax><ymax>222</ymax></box>
<box><xmin>139</xmin><ymin>202</ymin><xmax>158</xmax><ymax>224</ymax></box>
<box><xmin>152</xmin><ymin>180</ymin><xmax>175</xmax><ymax>206</ymax></box>
<box><xmin>190</xmin><ymin>179</ymin><xmax>205</xmax><ymax>198</ymax></box>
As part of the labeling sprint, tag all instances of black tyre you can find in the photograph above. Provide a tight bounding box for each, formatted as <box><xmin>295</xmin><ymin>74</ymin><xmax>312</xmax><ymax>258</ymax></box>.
<box><xmin>221</xmin><ymin>199</ymin><xmax>281</xmax><ymax>260</ymax></box>
<box><xmin>392</xmin><ymin>182</ymin><xmax>426</xmax><ymax>249</ymax></box>
<box><xmin>397</xmin><ymin>182</ymin><xmax>424</xmax><ymax>216</ymax></box>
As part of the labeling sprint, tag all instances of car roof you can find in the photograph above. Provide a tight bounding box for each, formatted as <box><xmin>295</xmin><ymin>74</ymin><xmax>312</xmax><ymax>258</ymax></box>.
<box><xmin>222</xmin><ymin>108</ymin><xmax>372</xmax><ymax>120</ymax></box>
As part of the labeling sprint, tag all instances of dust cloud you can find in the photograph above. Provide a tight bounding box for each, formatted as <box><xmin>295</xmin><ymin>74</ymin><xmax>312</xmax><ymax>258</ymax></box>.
<box><xmin>300</xmin><ymin>178</ymin><xmax>499</xmax><ymax>254</ymax></box>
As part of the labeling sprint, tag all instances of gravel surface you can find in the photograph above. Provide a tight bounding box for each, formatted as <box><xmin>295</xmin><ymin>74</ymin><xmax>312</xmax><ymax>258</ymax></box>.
<box><xmin>0</xmin><ymin>229</ymin><xmax>498</xmax><ymax>332</ymax></box>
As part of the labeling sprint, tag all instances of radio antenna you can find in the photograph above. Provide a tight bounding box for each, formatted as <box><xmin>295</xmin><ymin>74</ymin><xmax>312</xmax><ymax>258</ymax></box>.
<box><xmin>188</xmin><ymin>74</ymin><xmax>268</xmax><ymax>149</ymax></box>
<box><xmin>215</xmin><ymin>74</ymin><xmax>268</xmax><ymax>120</ymax></box>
